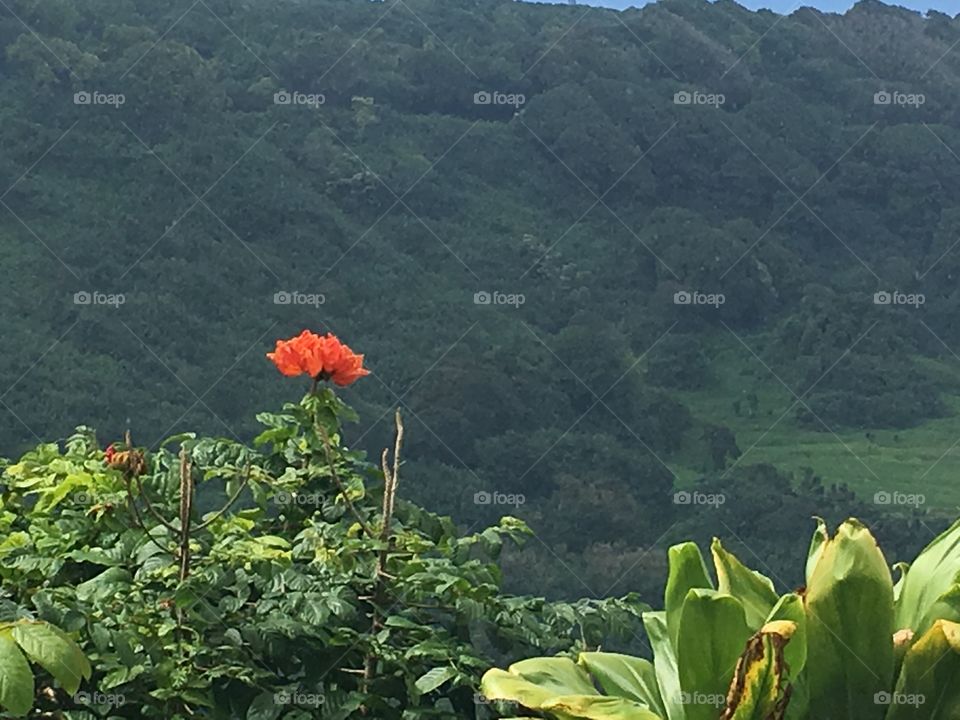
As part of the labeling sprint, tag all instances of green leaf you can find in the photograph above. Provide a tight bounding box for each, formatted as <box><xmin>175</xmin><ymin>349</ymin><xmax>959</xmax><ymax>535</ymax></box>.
<box><xmin>11</xmin><ymin>621</ymin><xmax>91</xmax><ymax>694</ymax></box>
<box><xmin>677</xmin><ymin>589</ymin><xmax>751</xmax><ymax>720</ymax></box>
<box><xmin>764</xmin><ymin>593</ymin><xmax>807</xmax><ymax>678</ymax></box>
<box><xmin>414</xmin><ymin>666</ymin><xmax>456</xmax><ymax>695</ymax></box>
<box><xmin>36</xmin><ymin>472</ymin><xmax>93</xmax><ymax>512</ymax></box>
<box><xmin>805</xmin><ymin>517</ymin><xmax>829</xmax><ymax>586</ymax></box>
<box><xmin>76</xmin><ymin>567</ymin><xmax>132</xmax><ymax>603</ymax></box>
<box><xmin>246</xmin><ymin>690</ymin><xmax>283</xmax><ymax>720</ymax></box>
<box><xmin>886</xmin><ymin>619</ymin><xmax>960</xmax><ymax>720</ymax></box>
<box><xmin>578</xmin><ymin>652</ymin><xmax>666</xmax><ymax>718</ymax></box>
<box><xmin>643</xmin><ymin>611</ymin><xmax>684</xmax><ymax>720</ymax></box>
<box><xmin>0</xmin><ymin>633</ymin><xmax>34</xmax><ymax>716</ymax></box>
<box><xmin>722</xmin><ymin>628</ymin><xmax>794</xmax><ymax>720</ymax></box>
<box><xmin>895</xmin><ymin>518</ymin><xmax>960</xmax><ymax>637</ymax></box>
<box><xmin>712</xmin><ymin>538</ymin><xmax>779</xmax><ymax>630</ymax></box>
<box><xmin>805</xmin><ymin>519</ymin><xmax>894</xmax><ymax>718</ymax></box>
<box><xmin>664</xmin><ymin>542</ymin><xmax>713</xmax><ymax>648</ymax></box>
<box><xmin>481</xmin><ymin>657</ymin><xmax>598</xmax><ymax>710</ymax></box>
<box><xmin>542</xmin><ymin>694</ymin><xmax>665</xmax><ymax>719</ymax></box>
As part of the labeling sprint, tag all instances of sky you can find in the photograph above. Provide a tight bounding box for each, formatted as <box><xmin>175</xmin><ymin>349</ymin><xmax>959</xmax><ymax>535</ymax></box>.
<box><xmin>542</xmin><ymin>0</ymin><xmax>958</xmax><ymax>14</ymax></box>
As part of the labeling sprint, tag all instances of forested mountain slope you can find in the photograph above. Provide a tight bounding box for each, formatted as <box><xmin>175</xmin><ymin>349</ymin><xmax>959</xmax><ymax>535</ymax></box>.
<box><xmin>1</xmin><ymin>0</ymin><xmax>959</xmax><ymax>597</ymax></box>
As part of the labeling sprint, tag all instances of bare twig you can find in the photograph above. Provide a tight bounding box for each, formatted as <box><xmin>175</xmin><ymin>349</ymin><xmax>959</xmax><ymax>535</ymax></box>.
<box><xmin>195</xmin><ymin>463</ymin><xmax>251</xmax><ymax>530</ymax></box>
<box><xmin>316</xmin><ymin>421</ymin><xmax>376</xmax><ymax>539</ymax></box>
<box><xmin>133</xmin><ymin>474</ymin><xmax>180</xmax><ymax>533</ymax></box>
<box><xmin>123</xmin><ymin>476</ymin><xmax>173</xmax><ymax>555</ymax></box>
<box><xmin>363</xmin><ymin>409</ymin><xmax>404</xmax><ymax>694</ymax></box>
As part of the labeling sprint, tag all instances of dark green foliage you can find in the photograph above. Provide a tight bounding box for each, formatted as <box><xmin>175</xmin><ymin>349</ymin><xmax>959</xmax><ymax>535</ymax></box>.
<box><xmin>0</xmin><ymin>392</ymin><xmax>645</xmax><ymax>718</ymax></box>
<box><xmin>0</xmin><ymin>0</ymin><xmax>958</xmax><ymax>662</ymax></box>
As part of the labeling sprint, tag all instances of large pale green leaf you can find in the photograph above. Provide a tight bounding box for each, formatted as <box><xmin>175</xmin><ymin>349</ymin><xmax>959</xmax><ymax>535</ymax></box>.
<box><xmin>721</xmin><ymin>625</ymin><xmax>794</xmax><ymax>720</ymax></box>
<box><xmin>481</xmin><ymin>657</ymin><xmax>598</xmax><ymax>711</ymax></box>
<box><xmin>643</xmin><ymin>612</ymin><xmax>684</xmax><ymax>720</ymax></box>
<box><xmin>895</xmin><ymin>519</ymin><xmax>960</xmax><ymax>637</ymax></box>
<box><xmin>677</xmin><ymin>589</ymin><xmax>751</xmax><ymax>720</ymax></box>
<box><xmin>712</xmin><ymin>539</ymin><xmax>778</xmax><ymax>630</ymax></box>
<box><xmin>665</xmin><ymin>542</ymin><xmax>713</xmax><ymax>649</ymax></box>
<box><xmin>805</xmin><ymin>519</ymin><xmax>894</xmax><ymax>719</ymax></box>
<box><xmin>0</xmin><ymin>633</ymin><xmax>33</xmax><ymax>716</ymax></box>
<box><xmin>886</xmin><ymin>619</ymin><xmax>960</xmax><ymax>720</ymax></box>
<box><xmin>11</xmin><ymin>621</ymin><xmax>91</xmax><ymax>694</ymax></box>
<box><xmin>578</xmin><ymin>652</ymin><xmax>665</xmax><ymax>718</ymax></box>
<box><xmin>542</xmin><ymin>695</ymin><xmax>664</xmax><ymax>719</ymax></box>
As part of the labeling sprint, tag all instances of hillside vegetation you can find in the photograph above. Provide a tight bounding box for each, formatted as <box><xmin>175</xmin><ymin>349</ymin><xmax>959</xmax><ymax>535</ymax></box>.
<box><xmin>1</xmin><ymin>0</ymin><xmax>959</xmax><ymax>598</ymax></box>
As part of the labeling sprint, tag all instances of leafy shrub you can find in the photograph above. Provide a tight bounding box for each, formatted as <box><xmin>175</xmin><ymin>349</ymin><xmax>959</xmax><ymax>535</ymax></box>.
<box><xmin>0</xmin><ymin>332</ymin><xmax>644</xmax><ymax>718</ymax></box>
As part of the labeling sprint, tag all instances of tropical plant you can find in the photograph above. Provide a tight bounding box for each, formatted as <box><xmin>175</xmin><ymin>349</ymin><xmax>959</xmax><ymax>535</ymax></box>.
<box><xmin>481</xmin><ymin>517</ymin><xmax>960</xmax><ymax>719</ymax></box>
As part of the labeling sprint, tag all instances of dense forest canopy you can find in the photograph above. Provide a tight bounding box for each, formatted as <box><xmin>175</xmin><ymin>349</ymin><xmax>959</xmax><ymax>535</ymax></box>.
<box><xmin>1</xmin><ymin>0</ymin><xmax>960</xmax><ymax>602</ymax></box>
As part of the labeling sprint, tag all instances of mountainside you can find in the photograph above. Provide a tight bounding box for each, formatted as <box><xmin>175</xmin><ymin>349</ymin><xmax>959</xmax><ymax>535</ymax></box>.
<box><xmin>2</xmin><ymin>0</ymin><xmax>960</xmax><ymax>597</ymax></box>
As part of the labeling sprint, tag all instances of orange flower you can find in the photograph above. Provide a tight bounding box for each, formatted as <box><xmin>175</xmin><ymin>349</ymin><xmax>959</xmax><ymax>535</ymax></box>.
<box><xmin>267</xmin><ymin>331</ymin><xmax>370</xmax><ymax>386</ymax></box>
